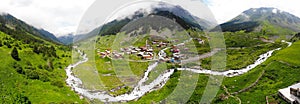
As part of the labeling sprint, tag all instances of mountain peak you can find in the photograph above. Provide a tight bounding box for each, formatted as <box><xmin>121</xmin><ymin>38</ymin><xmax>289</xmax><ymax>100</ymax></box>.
<box><xmin>0</xmin><ymin>12</ymin><xmax>11</xmax><ymax>16</ymax></box>
<box><xmin>214</xmin><ymin>7</ymin><xmax>300</xmax><ymax>38</ymax></box>
<box><xmin>243</xmin><ymin>7</ymin><xmax>288</xmax><ymax>16</ymax></box>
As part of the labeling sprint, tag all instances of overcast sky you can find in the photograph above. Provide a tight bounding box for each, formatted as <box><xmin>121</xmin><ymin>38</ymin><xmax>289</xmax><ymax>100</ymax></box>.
<box><xmin>0</xmin><ymin>0</ymin><xmax>299</xmax><ymax>36</ymax></box>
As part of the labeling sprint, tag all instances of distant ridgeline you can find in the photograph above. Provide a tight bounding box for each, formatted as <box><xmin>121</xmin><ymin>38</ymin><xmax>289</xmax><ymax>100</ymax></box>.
<box><xmin>0</xmin><ymin>13</ymin><xmax>61</xmax><ymax>44</ymax></box>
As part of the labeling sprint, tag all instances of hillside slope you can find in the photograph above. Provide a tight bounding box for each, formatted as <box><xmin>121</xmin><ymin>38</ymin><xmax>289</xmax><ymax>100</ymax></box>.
<box><xmin>0</xmin><ymin>30</ymin><xmax>86</xmax><ymax>103</ymax></box>
<box><xmin>71</xmin><ymin>2</ymin><xmax>212</xmax><ymax>43</ymax></box>
<box><xmin>211</xmin><ymin>40</ymin><xmax>300</xmax><ymax>103</ymax></box>
<box><xmin>215</xmin><ymin>7</ymin><xmax>300</xmax><ymax>37</ymax></box>
<box><xmin>0</xmin><ymin>13</ymin><xmax>61</xmax><ymax>44</ymax></box>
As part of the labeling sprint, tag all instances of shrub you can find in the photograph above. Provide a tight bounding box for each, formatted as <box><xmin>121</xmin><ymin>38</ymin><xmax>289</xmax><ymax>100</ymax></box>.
<box><xmin>51</xmin><ymin>80</ymin><xmax>65</xmax><ymax>88</ymax></box>
<box><xmin>11</xmin><ymin>47</ymin><xmax>20</xmax><ymax>61</ymax></box>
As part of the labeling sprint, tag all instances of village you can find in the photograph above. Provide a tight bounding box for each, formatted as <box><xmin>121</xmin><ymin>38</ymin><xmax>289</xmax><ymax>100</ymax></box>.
<box><xmin>97</xmin><ymin>38</ymin><xmax>205</xmax><ymax>63</ymax></box>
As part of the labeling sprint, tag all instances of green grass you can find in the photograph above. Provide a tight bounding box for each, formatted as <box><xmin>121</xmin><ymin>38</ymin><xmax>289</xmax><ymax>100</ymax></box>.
<box><xmin>261</xmin><ymin>21</ymin><xmax>295</xmax><ymax>40</ymax></box>
<box><xmin>71</xmin><ymin>30</ymin><xmax>299</xmax><ymax>103</ymax></box>
<box><xmin>145</xmin><ymin>62</ymin><xmax>168</xmax><ymax>84</ymax></box>
<box><xmin>129</xmin><ymin>61</ymin><xmax>149</xmax><ymax>77</ymax></box>
<box><xmin>131</xmin><ymin>39</ymin><xmax>299</xmax><ymax>103</ymax></box>
<box><xmin>273</xmin><ymin>41</ymin><xmax>300</xmax><ymax>65</ymax></box>
<box><xmin>202</xmin><ymin>42</ymin><xmax>284</xmax><ymax>70</ymax></box>
<box><xmin>0</xmin><ymin>31</ymin><xmax>86</xmax><ymax>103</ymax></box>
<box><xmin>74</xmin><ymin>35</ymin><xmax>151</xmax><ymax>95</ymax></box>
<box><xmin>211</xmin><ymin>41</ymin><xmax>300</xmax><ymax>103</ymax></box>
<box><xmin>233</xmin><ymin>62</ymin><xmax>299</xmax><ymax>103</ymax></box>
<box><xmin>128</xmin><ymin>71</ymin><xmax>182</xmax><ymax>104</ymax></box>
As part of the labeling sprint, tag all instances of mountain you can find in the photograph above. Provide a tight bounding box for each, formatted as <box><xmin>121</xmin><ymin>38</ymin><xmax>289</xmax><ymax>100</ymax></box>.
<box><xmin>98</xmin><ymin>8</ymin><xmax>205</xmax><ymax>36</ymax></box>
<box><xmin>215</xmin><ymin>7</ymin><xmax>300</xmax><ymax>36</ymax></box>
<box><xmin>0</xmin><ymin>13</ymin><xmax>61</xmax><ymax>44</ymax></box>
<box><xmin>72</xmin><ymin>2</ymin><xmax>213</xmax><ymax>43</ymax></box>
<box><xmin>0</xmin><ymin>14</ymin><xmax>86</xmax><ymax>103</ymax></box>
<box><xmin>150</xmin><ymin>2</ymin><xmax>216</xmax><ymax>30</ymax></box>
<box><xmin>58</xmin><ymin>33</ymin><xmax>74</xmax><ymax>45</ymax></box>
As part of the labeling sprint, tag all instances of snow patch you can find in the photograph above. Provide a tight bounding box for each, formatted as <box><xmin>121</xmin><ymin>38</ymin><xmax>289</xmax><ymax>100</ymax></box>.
<box><xmin>241</xmin><ymin>13</ymin><xmax>249</xmax><ymax>18</ymax></box>
<box><xmin>280</xmin><ymin>10</ymin><xmax>284</xmax><ymax>13</ymax></box>
<box><xmin>272</xmin><ymin>9</ymin><xmax>278</xmax><ymax>14</ymax></box>
<box><xmin>0</xmin><ymin>12</ymin><xmax>8</xmax><ymax>15</ymax></box>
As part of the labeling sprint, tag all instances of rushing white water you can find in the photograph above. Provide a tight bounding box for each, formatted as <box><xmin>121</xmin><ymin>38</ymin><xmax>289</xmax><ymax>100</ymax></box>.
<box><xmin>178</xmin><ymin>48</ymin><xmax>280</xmax><ymax>77</ymax></box>
<box><xmin>178</xmin><ymin>41</ymin><xmax>293</xmax><ymax>77</ymax></box>
<box><xmin>65</xmin><ymin>49</ymin><xmax>174</xmax><ymax>102</ymax></box>
<box><xmin>282</xmin><ymin>40</ymin><xmax>292</xmax><ymax>47</ymax></box>
<box><xmin>66</xmin><ymin>41</ymin><xmax>292</xmax><ymax>102</ymax></box>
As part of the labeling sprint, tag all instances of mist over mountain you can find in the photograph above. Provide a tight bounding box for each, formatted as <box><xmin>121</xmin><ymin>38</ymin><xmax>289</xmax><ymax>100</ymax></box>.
<box><xmin>98</xmin><ymin>5</ymin><xmax>206</xmax><ymax>36</ymax></box>
<box><xmin>70</xmin><ymin>2</ymin><xmax>215</xmax><ymax>43</ymax></box>
<box><xmin>58</xmin><ymin>33</ymin><xmax>74</xmax><ymax>45</ymax></box>
<box><xmin>150</xmin><ymin>2</ymin><xmax>216</xmax><ymax>30</ymax></box>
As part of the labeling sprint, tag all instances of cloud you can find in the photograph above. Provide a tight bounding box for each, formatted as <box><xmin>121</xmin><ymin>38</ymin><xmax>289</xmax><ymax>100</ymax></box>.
<box><xmin>10</xmin><ymin>0</ymin><xmax>33</xmax><ymax>7</ymax></box>
<box><xmin>0</xmin><ymin>0</ymin><xmax>95</xmax><ymax>36</ymax></box>
<box><xmin>0</xmin><ymin>0</ymin><xmax>299</xmax><ymax>36</ymax></box>
<box><xmin>77</xmin><ymin>0</ymin><xmax>217</xmax><ymax>34</ymax></box>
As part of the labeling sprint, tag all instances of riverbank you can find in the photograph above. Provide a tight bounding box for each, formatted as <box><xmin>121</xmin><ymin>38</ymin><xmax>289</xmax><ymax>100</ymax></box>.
<box><xmin>65</xmin><ymin>41</ymin><xmax>292</xmax><ymax>102</ymax></box>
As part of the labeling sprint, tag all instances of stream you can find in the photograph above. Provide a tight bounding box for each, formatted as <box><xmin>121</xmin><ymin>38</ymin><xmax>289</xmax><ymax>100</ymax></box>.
<box><xmin>66</xmin><ymin>50</ymin><xmax>174</xmax><ymax>102</ymax></box>
<box><xmin>178</xmin><ymin>41</ymin><xmax>292</xmax><ymax>77</ymax></box>
<box><xmin>65</xmin><ymin>41</ymin><xmax>292</xmax><ymax>102</ymax></box>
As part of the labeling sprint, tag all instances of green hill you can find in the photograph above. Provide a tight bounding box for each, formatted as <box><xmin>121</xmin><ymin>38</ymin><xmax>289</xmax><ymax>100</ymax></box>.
<box><xmin>0</xmin><ymin>13</ymin><xmax>61</xmax><ymax>44</ymax></box>
<box><xmin>211</xmin><ymin>40</ymin><xmax>300</xmax><ymax>104</ymax></box>
<box><xmin>0</xmin><ymin>30</ymin><xmax>86</xmax><ymax>103</ymax></box>
<box><xmin>214</xmin><ymin>7</ymin><xmax>300</xmax><ymax>40</ymax></box>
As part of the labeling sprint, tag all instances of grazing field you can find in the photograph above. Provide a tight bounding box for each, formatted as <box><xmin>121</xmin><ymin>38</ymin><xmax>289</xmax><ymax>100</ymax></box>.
<box><xmin>71</xmin><ymin>30</ymin><xmax>297</xmax><ymax>103</ymax></box>
<box><xmin>202</xmin><ymin>42</ymin><xmax>285</xmax><ymax>70</ymax></box>
<box><xmin>127</xmin><ymin>34</ymin><xmax>298</xmax><ymax>103</ymax></box>
<box><xmin>0</xmin><ymin>31</ymin><xmax>86</xmax><ymax>103</ymax></box>
<box><xmin>211</xmin><ymin>41</ymin><xmax>300</xmax><ymax>103</ymax></box>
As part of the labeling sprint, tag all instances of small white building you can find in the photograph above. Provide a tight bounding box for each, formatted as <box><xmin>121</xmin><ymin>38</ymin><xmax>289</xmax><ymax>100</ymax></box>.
<box><xmin>131</xmin><ymin>50</ymin><xmax>138</xmax><ymax>54</ymax></box>
<box><xmin>142</xmin><ymin>55</ymin><xmax>153</xmax><ymax>60</ymax></box>
<box><xmin>198</xmin><ymin>38</ymin><xmax>205</xmax><ymax>44</ymax></box>
<box><xmin>278</xmin><ymin>83</ymin><xmax>300</xmax><ymax>104</ymax></box>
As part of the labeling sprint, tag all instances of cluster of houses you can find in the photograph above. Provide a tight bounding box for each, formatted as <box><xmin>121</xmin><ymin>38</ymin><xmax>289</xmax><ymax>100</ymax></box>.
<box><xmin>158</xmin><ymin>45</ymin><xmax>184</xmax><ymax>63</ymax></box>
<box><xmin>153</xmin><ymin>41</ymin><xmax>168</xmax><ymax>47</ymax></box>
<box><xmin>170</xmin><ymin>46</ymin><xmax>182</xmax><ymax>62</ymax></box>
<box><xmin>97</xmin><ymin>38</ymin><xmax>200</xmax><ymax>62</ymax></box>
<box><xmin>97</xmin><ymin>49</ymin><xmax>125</xmax><ymax>59</ymax></box>
<box><xmin>97</xmin><ymin>46</ymin><xmax>154</xmax><ymax>60</ymax></box>
<box><xmin>123</xmin><ymin>45</ymin><xmax>154</xmax><ymax>60</ymax></box>
<box><xmin>97</xmin><ymin>40</ymin><xmax>156</xmax><ymax>60</ymax></box>
<box><xmin>98</xmin><ymin>49</ymin><xmax>111</xmax><ymax>58</ymax></box>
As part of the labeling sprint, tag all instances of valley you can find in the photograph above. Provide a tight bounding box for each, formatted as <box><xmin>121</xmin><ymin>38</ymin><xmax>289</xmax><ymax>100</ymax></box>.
<box><xmin>1</xmin><ymin>2</ymin><xmax>300</xmax><ymax>104</ymax></box>
<box><xmin>64</xmin><ymin>31</ymin><xmax>292</xmax><ymax>103</ymax></box>
<box><xmin>68</xmin><ymin>6</ymin><xmax>300</xmax><ymax>103</ymax></box>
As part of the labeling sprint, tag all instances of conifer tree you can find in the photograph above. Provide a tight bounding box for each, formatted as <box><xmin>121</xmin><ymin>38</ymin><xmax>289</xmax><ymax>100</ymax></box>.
<box><xmin>11</xmin><ymin>47</ymin><xmax>20</xmax><ymax>61</ymax></box>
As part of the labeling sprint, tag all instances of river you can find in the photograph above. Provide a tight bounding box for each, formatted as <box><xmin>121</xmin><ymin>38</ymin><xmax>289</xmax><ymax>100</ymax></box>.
<box><xmin>65</xmin><ymin>41</ymin><xmax>292</xmax><ymax>102</ymax></box>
